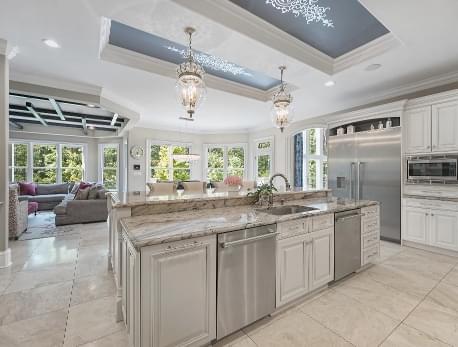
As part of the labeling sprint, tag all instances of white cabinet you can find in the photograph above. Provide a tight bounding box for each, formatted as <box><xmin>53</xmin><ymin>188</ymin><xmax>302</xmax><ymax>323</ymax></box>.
<box><xmin>404</xmin><ymin>106</ymin><xmax>432</xmax><ymax>154</ymax></box>
<box><xmin>140</xmin><ymin>236</ymin><xmax>216</xmax><ymax>347</ymax></box>
<box><xmin>403</xmin><ymin>200</ymin><xmax>458</xmax><ymax>252</ymax></box>
<box><xmin>310</xmin><ymin>228</ymin><xmax>334</xmax><ymax>290</ymax></box>
<box><xmin>432</xmin><ymin>101</ymin><xmax>458</xmax><ymax>152</ymax></box>
<box><xmin>430</xmin><ymin>209</ymin><xmax>458</xmax><ymax>251</ymax></box>
<box><xmin>276</xmin><ymin>234</ymin><xmax>309</xmax><ymax>307</ymax></box>
<box><xmin>403</xmin><ymin>206</ymin><xmax>429</xmax><ymax>244</ymax></box>
<box><xmin>276</xmin><ymin>220</ymin><xmax>334</xmax><ymax>308</ymax></box>
<box><xmin>361</xmin><ymin>205</ymin><xmax>380</xmax><ymax>266</ymax></box>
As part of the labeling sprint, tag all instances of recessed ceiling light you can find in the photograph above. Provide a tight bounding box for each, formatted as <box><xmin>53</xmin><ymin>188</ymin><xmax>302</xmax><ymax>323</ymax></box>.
<box><xmin>324</xmin><ymin>80</ymin><xmax>335</xmax><ymax>87</ymax></box>
<box><xmin>42</xmin><ymin>39</ymin><xmax>60</xmax><ymax>48</ymax></box>
<box><xmin>87</xmin><ymin>104</ymin><xmax>96</xmax><ymax>108</ymax></box>
<box><xmin>365</xmin><ymin>63</ymin><xmax>382</xmax><ymax>71</ymax></box>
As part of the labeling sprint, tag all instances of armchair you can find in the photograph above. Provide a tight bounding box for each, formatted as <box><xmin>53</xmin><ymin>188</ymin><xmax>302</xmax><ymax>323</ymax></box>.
<box><xmin>9</xmin><ymin>185</ymin><xmax>28</xmax><ymax>239</ymax></box>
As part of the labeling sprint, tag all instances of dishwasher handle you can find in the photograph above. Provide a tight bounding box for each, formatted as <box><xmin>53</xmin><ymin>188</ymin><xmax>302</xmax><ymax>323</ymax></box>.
<box><xmin>335</xmin><ymin>213</ymin><xmax>361</xmax><ymax>223</ymax></box>
<box><xmin>220</xmin><ymin>232</ymin><xmax>279</xmax><ymax>249</ymax></box>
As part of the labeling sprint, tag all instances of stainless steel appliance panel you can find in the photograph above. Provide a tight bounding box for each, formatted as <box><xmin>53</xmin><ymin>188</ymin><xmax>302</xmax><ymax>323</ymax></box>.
<box><xmin>334</xmin><ymin>209</ymin><xmax>361</xmax><ymax>281</ymax></box>
<box><xmin>217</xmin><ymin>225</ymin><xmax>277</xmax><ymax>339</ymax></box>
<box><xmin>328</xmin><ymin>134</ymin><xmax>357</xmax><ymax>200</ymax></box>
<box><xmin>407</xmin><ymin>157</ymin><xmax>458</xmax><ymax>182</ymax></box>
<box><xmin>356</xmin><ymin>128</ymin><xmax>401</xmax><ymax>242</ymax></box>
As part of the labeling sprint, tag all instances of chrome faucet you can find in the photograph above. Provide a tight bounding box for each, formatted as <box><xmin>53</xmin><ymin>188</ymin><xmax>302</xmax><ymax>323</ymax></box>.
<box><xmin>269</xmin><ymin>173</ymin><xmax>291</xmax><ymax>206</ymax></box>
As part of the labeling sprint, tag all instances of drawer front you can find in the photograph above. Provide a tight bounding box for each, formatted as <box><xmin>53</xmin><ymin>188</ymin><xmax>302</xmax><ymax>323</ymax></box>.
<box><xmin>311</xmin><ymin>214</ymin><xmax>334</xmax><ymax>232</ymax></box>
<box><xmin>362</xmin><ymin>244</ymin><xmax>379</xmax><ymax>266</ymax></box>
<box><xmin>404</xmin><ymin>198</ymin><xmax>458</xmax><ymax>211</ymax></box>
<box><xmin>361</xmin><ymin>205</ymin><xmax>379</xmax><ymax>220</ymax></box>
<box><xmin>362</xmin><ymin>218</ymin><xmax>379</xmax><ymax>235</ymax></box>
<box><xmin>277</xmin><ymin>219</ymin><xmax>309</xmax><ymax>240</ymax></box>
<box><xmin>362</xmin><ymin>231</ymin><xmax>380</xmax><ymax>249</ymax></box>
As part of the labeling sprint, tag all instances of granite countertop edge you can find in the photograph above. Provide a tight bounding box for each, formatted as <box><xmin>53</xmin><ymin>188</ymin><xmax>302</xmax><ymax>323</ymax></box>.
<box><xmin>121</xmin><ymin>199</ymin><xmax>378</xmax><ymax>250</ymax></box>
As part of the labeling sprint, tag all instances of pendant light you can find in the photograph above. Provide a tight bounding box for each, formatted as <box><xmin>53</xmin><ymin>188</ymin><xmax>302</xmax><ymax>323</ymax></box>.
<box><xmin>175</xmin><ymin>27</ymin><xmax>206</xmax><ymax>120</ymax></box>
<box><xmin>271</xmin><ymin>66</ymin><xmax>294</xmax><ymax>132</ymax></box>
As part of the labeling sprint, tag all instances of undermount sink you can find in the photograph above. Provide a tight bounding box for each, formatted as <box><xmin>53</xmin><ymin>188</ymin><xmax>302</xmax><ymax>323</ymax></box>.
<box><xmin>258</xmin><ymin>205</ymin><xmax>319</xmax><ymax>216</ymax></box>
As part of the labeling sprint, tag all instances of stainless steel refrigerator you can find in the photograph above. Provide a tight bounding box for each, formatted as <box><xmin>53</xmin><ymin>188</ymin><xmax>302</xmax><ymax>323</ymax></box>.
<box><xmin>328</xmin><ymin>127</ymin><xmax>401</xmax><ymax>242</ymax></box>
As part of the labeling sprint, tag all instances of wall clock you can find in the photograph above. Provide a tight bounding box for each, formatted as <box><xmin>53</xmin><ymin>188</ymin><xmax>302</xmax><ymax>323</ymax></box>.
<box><xmin>130</xmin><ymin>145</ymin><xmax>144</xmax><ymax>160</ymax></box>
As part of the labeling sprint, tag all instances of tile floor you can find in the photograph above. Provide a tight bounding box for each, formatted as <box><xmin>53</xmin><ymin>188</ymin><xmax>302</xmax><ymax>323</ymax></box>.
<box><xmin>0</xmin><ymin>226</ymin><xmax>457</xmax><ymax>347</ymax></box>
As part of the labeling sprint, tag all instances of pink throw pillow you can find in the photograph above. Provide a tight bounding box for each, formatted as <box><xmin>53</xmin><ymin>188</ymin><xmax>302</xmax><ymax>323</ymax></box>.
<box><xmin>78</xmin><ymin>182</ymin><xmax>93</xmax><ymax>190</ymax></box>
<box><xmin>19</xmin><ymin>182</ymin><xmax>36</xmax><ymax>196</ymax></box>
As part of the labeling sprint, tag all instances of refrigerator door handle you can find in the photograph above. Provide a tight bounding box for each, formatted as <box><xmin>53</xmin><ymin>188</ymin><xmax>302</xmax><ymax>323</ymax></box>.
<box><xmin>350</xmin><ymin>162</ymin><xmax>356</xmax><ymax>200</ymax></box>
<box><xmin>357</xmin><ymin>162</ymin><xmax>364</xmax><ymax>201</ymax></box>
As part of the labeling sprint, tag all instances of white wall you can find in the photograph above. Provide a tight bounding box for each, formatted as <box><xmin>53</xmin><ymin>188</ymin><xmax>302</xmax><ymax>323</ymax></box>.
<box><xmin>127</xmin><ymin>127</ymin><xmax>250</xmax><ymax>191</ymax></box>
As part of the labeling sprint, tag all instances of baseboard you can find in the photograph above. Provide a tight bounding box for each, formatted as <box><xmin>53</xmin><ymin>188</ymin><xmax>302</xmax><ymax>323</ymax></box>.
<box><xmin>0</xmin><ymin>248</ymin><xmax>12</xmax><ymax>268</ymax></box>
<box><xmin>402</xmin><ymin>240</ymin><xmax>458</xmax><ymax>258</ymax></box>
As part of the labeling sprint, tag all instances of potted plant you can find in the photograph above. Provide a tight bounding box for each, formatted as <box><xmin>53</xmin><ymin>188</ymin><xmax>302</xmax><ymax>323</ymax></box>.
<box><xmin>248</xmin><ymin>183</ymin><xmax>277</xmax><ymax>206</ymax></box>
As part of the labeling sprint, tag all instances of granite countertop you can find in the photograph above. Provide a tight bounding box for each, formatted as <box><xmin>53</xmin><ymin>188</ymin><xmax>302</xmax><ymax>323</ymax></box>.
<box><xmin>109</xmin><ymin>188</ymin><xmax>330</xmax><ymax>208</ymax></box>
<box><xmin>121</xmin><ymin>198</ymin><xmax>378</xmax><ymax>249</ymax></box>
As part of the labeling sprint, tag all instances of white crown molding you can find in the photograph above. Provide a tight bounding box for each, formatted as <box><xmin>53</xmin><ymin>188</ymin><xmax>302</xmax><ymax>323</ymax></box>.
<box><xmin>0</xmin><ymin>39</ymin><xmax>7</xmax><ymax>55</ymax></box>
<box><xmin>406</xmin><ymin>88</ymin><xmax>458</xmax><ymax>109</ymax></box>
<box><xmin>333</xmin><ymin>33</ymin><xmax>401</xmax><ymax>74</ymax></box>
<box><xmin>10</xmin><ymin>71</ymin><xmax>102</xmax><ymax>96</ymax></box>
<box><xmin>0</xmin><ymin>248</ymin><xmax>12</xmax><ymax>269</ymax></box>
<box><xmin>100</xmin><ymin>42</ymin><xmax>273</xmax><ymax>102</ymax></box>
<box><xmin>173</xmin><ymin>0</ymin><xmax>334</xmax><ymax>75</ymax></box>
<box><xmin>134</xmin><ymin>122</ymin><xmax>251</xmax><ymax>135</ymax></box>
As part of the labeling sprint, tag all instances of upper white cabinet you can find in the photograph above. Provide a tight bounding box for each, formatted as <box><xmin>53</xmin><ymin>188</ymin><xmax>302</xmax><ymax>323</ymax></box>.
<box><xmin>404</xmin><ymin>106</ymin><xmax>432</xmax><ymax>154</ymax></box>
<box><xmin>432</xmin><ymin>101</ymin><xmax>458</xmax><ymax>152</ymax></box>
<box><xmin>404</xmin><ymin>99</ymin><xmax>458</xmax><ymax>154</ymax></box>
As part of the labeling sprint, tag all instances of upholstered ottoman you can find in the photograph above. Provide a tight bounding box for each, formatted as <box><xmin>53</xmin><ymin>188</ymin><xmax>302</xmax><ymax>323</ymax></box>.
<box><xmin>28</xmin><ymin>201</ymin><xmax>38</xmax><ymax>216</ymax></box>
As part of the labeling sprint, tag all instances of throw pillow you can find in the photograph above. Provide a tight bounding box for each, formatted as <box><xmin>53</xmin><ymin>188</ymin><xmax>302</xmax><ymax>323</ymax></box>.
<box><xmin>18</xmin><ymin>182</ymin><xmax>36</xmax><ymax>196</ymax></box>
<box><xmin>74</xmin><ymin>187</ymin><xmax>90</xmax><ymax>200</ymax></box>
<box><xmin>79</xmin><ymin>182</ymin><xmax>93</xmax><ymax>190</ymax></box>
<box><xmin>96</xmin><ymin>188</ymin><xmax>107</xmax><ymax>199</ymax></box>
<box><xmin>87</xmin><ymin>185</ymin><xmax>100</xmax><ymax>200</ymax></box>
<box><xmin>70</xmin><ymin>183</ymin><xmax>80</xmax><ymax>194</ymax></box>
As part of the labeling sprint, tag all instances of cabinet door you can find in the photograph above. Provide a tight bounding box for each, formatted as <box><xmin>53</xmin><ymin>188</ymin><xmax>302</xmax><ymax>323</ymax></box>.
<box><xmin>127</xmin><ymin>245</ymin><xmax>137</xmax><ymax>347</ymax></box>
<box><xmin>403</xmin><ymin>206</ymin><xmax>429</xmax><ymax>244</ymax></box>
<box><xmin>432</xmin><ymin>101</ymin><xmax>458</xmax><ymax>152</ymax></box>
<box><xmin>404</xmin><ymin>107</ymin><xmax>432</xmax><ymax>153</ymax></box>
<box><xmin>310</xmin><ymin>228</ymin><xmax>334</xmax><ymax>291</ymax></box>
<box><xmin>430</xmin><ymin>209</ymin><xmax>458</xmax><ymax>251</ymax></box>
<box><xmin>276</xmin><ymin>235</ymin><xmax>309</xmax><ymax>307</ymax></box>
<box><xmin>141</xmin><ymin>237</ymin><xmax>216</xmax><ymax>347</ymax></box>
<box><xmin>121</xmin><ymin>238</ymin><xmax>127</xmax><ymax>323</ymax></box>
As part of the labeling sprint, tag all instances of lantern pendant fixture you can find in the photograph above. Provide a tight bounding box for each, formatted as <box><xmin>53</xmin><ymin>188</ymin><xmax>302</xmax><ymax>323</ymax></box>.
<box><xmin>271</xmin><ymin>66</ymin><xmax>294</xmax><ymax>132</ymax></box>
<box><xmin>175</xmin><ymin>27</ymin><xmax>206</xmax><ymax>120</ymax></box>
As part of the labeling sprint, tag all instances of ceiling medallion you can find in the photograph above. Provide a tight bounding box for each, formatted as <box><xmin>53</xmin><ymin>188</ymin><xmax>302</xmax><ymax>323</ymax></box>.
<box><xmin>166</xmin><ymin>45</ymin><xmax>252</xmax><ymax>77</ymax></box>
<box><xmin>266</xmin><ymin>0</ymin><xmax>334</xmax><ymax>27</ymax></box>
<box><xmin>271</xmin><ymin>66</ymin><xmax>294</xmax><ymax>133</ymax></box>
<box><xmin>175</xmin><ymin>27</ymin><xmax>207</xmax><ymax>120</ymax></box>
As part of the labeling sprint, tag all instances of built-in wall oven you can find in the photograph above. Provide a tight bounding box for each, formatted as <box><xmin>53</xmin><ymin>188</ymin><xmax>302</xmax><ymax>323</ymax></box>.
<box><xmin>406</xmin><ymin>155</ymin><xmax>458</xmax><ymax>183</ymax></box>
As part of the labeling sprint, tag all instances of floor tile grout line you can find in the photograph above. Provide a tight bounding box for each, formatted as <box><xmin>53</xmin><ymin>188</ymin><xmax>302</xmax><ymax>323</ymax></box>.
<box><xmin>377</xmin><ymin>255</ymin><xmax>458</xmax><ymax>346</ymax></box>
<box><xmin>62</xmin><ymin>232</ymin><xmax>83</xmax><ymax>347</ymax></box>
<box><xmin>298</xmin><ymin>307</ymin><xmax>356</xmax><ymax>346</ymax></box>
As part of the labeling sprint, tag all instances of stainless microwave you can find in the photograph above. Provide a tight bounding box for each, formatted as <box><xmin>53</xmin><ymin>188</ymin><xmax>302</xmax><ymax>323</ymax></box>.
<box><xmin>406</xmin><ymin>156</ymin><xmax>458</xmax><ymax>183</ymax></box>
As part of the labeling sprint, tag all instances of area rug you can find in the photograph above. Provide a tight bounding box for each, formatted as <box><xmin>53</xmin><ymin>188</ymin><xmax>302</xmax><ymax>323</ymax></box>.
<box><xmin>18</xmin><ymin>212</ymin><xmax>81</xmax><ymax>241</ymax></box>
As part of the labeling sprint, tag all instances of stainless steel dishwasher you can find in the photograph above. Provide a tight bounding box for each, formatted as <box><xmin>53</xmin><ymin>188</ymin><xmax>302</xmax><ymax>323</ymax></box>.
<box><xmin>217</xmin><ymin>224</ymin><xmax>277</xmax><ymax>339</ymax></box>
<box><xmin>334</xmin><ymin>209</ymin><xmax>361</xmax><ymax>281</ymax></box>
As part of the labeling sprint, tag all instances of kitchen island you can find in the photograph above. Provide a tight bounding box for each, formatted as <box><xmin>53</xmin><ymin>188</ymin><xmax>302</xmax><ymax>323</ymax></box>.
<box><xmin>116</xmin><ymin>193</ymin><xmax>380</xmax><ymax>347</ymax></box>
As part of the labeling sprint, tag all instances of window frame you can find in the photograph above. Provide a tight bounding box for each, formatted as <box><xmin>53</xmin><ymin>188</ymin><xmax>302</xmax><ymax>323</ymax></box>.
<box><xmin>9</xmin><ymin>142</ymin><xmax>29</xmax><ymax>182</ymax></box>
<box><xmin>302</xmin><ymin>128</ymin><xmax>328</xmax><ymax>190</ymax></box>
<box><xmin>98</xmin><ymin>143</ymin><xmax>120</xmax><ymax>191</ymax></box>
<box><xmin>203</xmin><ymin>143</ymin><xmax>248</xmax><ymax>181</ymax></box>
<box><xmin>146</xmin><ymin>140</ymin><xmax>193</xmax><ymax>182</ymax></box>
<box><xmin>253</xmin><ymin>137</ymin><xmax>274</xmax><ymax>184</ymax></box>
<box><xmin>8</xmin><ymin>140</ymin><xmax>87</xmax><ymax>183</ymax></box>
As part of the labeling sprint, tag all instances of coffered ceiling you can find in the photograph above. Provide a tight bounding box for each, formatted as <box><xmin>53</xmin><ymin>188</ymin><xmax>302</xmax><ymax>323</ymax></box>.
<box><xmin>1</xmin><ymin>0</ymin><xmax>458</xmax><ymax>133</ymax></box>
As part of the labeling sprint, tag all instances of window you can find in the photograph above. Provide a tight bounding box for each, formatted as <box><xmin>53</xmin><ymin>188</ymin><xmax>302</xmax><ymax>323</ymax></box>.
<box><xmin>8</xmin><ymin>141</ymin><xmax>87</xmax><ymax>184</ymax></box>
<box><xmin>100</xmin><ymin>144</ymin><xmax>119</xmax><ymax>190</ymax></box>
<box><xmin>8</xmin><ymin>143</ymin><xmax>28</xmax><ymax>182</ymax></box>
<box><xmin>62</xmin><ymin>145</ymin><xmax>85</xmax><ymax>182</ymax></box>
<box><xmin>293</xmin><ymin>128</ymin><xmax>328</xmax><ymax>189</ymax></box>
<box><xmin>254</xmin><ymin>138</ymin><xmax>273</xmax><ymax>184</ymax></box>
<box><xmin>148</xmin><ymin>142</ymin><xmax>192</xmax><ymax>181</ymax></box>
<box><xmin>33</xmin><ymin>144</ymin><xmax>57</xmax><ymax>184</ymax></box>
<box><xmin>205</xmin><ymin>144</ymin><xmax>246</xmax><ymax>181</ymax></box>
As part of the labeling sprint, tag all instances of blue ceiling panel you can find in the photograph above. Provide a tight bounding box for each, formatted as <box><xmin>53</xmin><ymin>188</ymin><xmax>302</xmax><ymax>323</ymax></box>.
<box><xmin>109</xmin><ymin>20</ymin><xmax>281</xmax><ymax>91</ymax></box>
<box><xmin>229</xmin><ymin>0</ymin><xmax>390</xmax><ymax>58</ymax></box>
